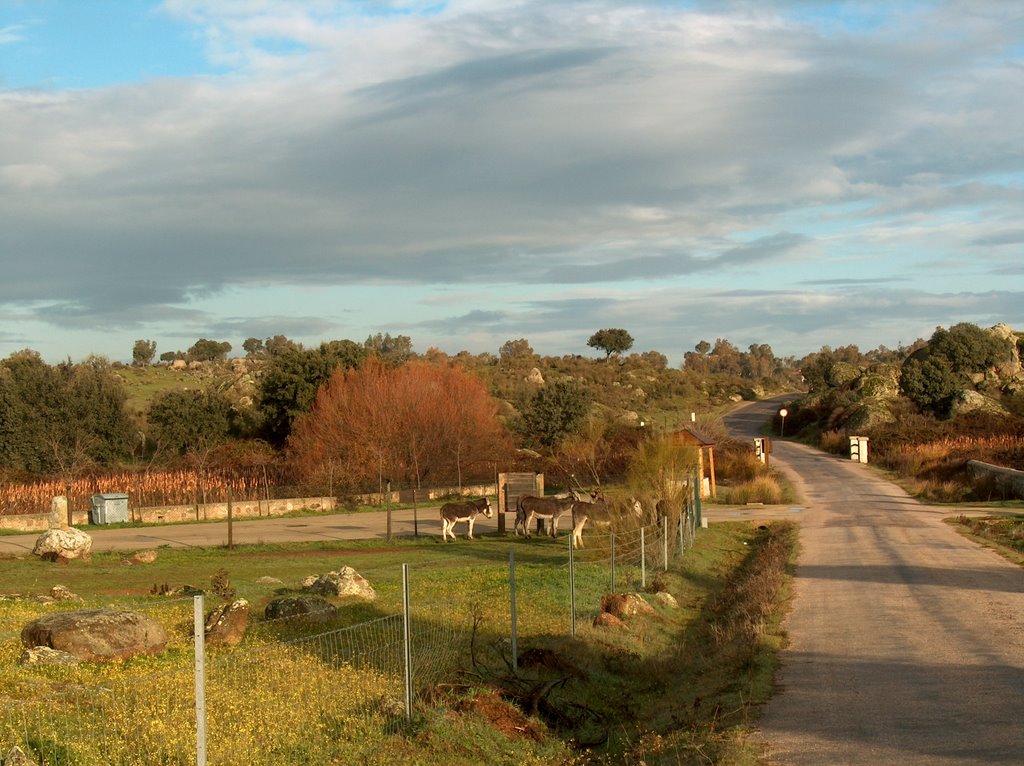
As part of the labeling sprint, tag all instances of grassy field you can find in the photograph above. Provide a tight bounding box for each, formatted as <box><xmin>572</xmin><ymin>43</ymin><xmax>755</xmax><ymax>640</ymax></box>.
<box><xmin>1</xmin><ymin>519</ymin><xmax>797</xmax><ymax>765</ymax></box>
<box><xmin>949</xmin><ymin>514</ymin><xmax>1024</xmax><ymax>566</ymax></box>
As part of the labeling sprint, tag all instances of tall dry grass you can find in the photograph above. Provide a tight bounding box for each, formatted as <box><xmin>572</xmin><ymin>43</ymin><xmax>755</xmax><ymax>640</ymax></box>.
<box><xmin>0</xmin><ymin>469</ymin><xmax>272</xmax><ymax>517</ymax></box>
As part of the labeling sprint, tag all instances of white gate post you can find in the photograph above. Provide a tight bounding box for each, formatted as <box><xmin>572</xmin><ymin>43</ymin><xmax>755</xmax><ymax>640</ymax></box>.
<box><xmin>193</xmin><ymin>595</ymin><xmax>206</xmax><ymax>766</ymax></box>
<box><xmin>402</xmin><ymin>564</ymin><xmax>413</xmax><ymax>723</ymax></box>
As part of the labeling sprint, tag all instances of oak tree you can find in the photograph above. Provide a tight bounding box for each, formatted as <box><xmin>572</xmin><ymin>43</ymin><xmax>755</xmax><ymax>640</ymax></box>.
<box><xmin>288</xmin><ymin>358</ymin><xmax>511</xmax><ymax>492</ymax></box>
<box><xmin>587</xmin><ymin>328</ymin><xmax>634</xmax><ymax>358</ymax></box>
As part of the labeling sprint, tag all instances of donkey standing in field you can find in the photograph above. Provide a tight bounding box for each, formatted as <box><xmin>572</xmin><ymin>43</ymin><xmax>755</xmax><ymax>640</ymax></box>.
<box><xmin>517</xmin><ymin>493</ymin><xmax>577</xmax><ymax>539</ymax></box>
<box><xmin>440</xmin><ymin>497</ymin><xmax>493</xmax><ymax>542</ymax></box>
<box><xmin>569</xmin><ymin>494</ymin><xmax>642</xmax><ymax>549</ymax></box>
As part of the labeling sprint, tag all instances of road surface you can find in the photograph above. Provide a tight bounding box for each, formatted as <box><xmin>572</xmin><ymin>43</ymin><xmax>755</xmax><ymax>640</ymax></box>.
<box><xmin>727</xmin><ymin>398</ymin><xmax>1024</xmax><ymax>765</ymax></box>
<box><xmin>0</xmin><ymin>499</ymin><xmax>796</xmax><ymax>555</ymax></box>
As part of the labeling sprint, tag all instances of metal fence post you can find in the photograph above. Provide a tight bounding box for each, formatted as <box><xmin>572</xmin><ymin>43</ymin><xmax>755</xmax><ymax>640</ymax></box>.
<box><xmin>678</xmin><ymin>515</ymin><xmax>684</xmax><ymax>557</ymax></box>
<box><xmin>694</xmin><ymin>475</ymin><xmax>703</xmax><ymax>530</ymax></box>
<box><xmin>509</xmin><ymin>548</ymin><xmax>518</xmax><ymax>672</ymax></box>
<box><xmin>610</xmin><ymin>533</ymin><xmax>616</xmax><ymax>593</ymax></box>
<box><xmin>569</xmin><ymin>536</ymin><xmax>576</xmax><ymax>638</ymax></box>
<box><xmin>641</xmin><ymin>527</ymin><xmax>646</xmax><ymax>589</ymax></box>
<box><xmin>663</xmin><ymin>522</ymin><xmax>668</xmax><ymax>571</ymax></box>
<box><xmin>193</xmin><ymin>595</ymin><xmax>206</xmax><ymax>766</ymax></box>
<box><xmin>402</xmin><ymin>564</ymin><xmax>412</xmax><ymax>723</ymax></box>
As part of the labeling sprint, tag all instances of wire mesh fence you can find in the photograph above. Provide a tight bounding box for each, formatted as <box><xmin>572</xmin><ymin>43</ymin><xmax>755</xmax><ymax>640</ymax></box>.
<box><xmin>1</xmin><ymin>501</ymin><xmax>699</xmax><ymax>764</ymax></box>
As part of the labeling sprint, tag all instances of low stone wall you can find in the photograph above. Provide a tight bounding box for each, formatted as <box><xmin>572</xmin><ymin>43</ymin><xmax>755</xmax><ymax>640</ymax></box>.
<box><xmin>0</xmin><ymin>483</ymin><xmax>496</xmax><ymax>532</ymax></box>
<box><xmin>966</xmin><ymin>460</ymin><xmax>1024</xmax><ymax>500</ymax></box>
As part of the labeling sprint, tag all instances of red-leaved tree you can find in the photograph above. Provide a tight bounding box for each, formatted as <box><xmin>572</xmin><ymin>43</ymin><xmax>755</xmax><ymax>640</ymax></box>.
<box><xmin>288</xmin><ymin>358</ymin><xmax>513</xmax><ymax>493</ymax></box>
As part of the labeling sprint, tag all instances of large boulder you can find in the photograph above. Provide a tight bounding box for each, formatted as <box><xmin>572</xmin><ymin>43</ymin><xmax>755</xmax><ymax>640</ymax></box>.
<box><xmin>3</xmin><ymin>746</ymin><xmax>38</xmax><ymax>766</ymax></box>
<box><xmin>826</xmin><ymin>362</ymin><xmax>861</xmax><ymax>388</ymax></box>
<box><xmin>19</xmin><ymin>646</ymin><xmax>81</xmax><ymax>666</ymax></box>
<box><xmin>600</xmin><ymin>593</ymin><xmax>655</xmax><ymax>619</ymax></box>
<box><xmin>32</xmin><ymin>527</ymin><xmax>92</xmax><ymax>562</ymax></box>
<box><xmin>949</xmin><ymin>390</ymin><xmax>1009</xmax><ymax>417</ymax></box>
<box><xmin>593</xmin><ymin>612</ymin><xmax>628</xmax><ymax>629</ymax></box>
<box><xmin>842</xmin><ymin>401</ymin><xmax>897</xmax><ymax>431</ymax></box>
<box><xmin>21</xmin><ymin>608</ymin><xmax>169</xmax><ymax>662</ymax></box>
<box><xmin>305</xmin><ymin>567</ymin><xmax>376</xmax><ymax>601</ymax></box>
<box><xmin>855</xmin><ymin>364</ymin><xmax>901</xmax><ymax>399</ymax></box>
<box><xmin>204</xmin><ymin>599</ymin><xmax>249</xmax><ymax>647</ymax></box>
<box><xmin>125</xmin><ymin>549</ymin><xmax>158</xmax><ymax>565</ymax></box>
<box><xmin>264</xmin><ymin>595</ymin><xmax>336</xmax><ymax>623</ymax></box>
<box><xmin>988</xmin><ymin>323</ymin><xmax>1022</xmax><ymax>379</ymax></box>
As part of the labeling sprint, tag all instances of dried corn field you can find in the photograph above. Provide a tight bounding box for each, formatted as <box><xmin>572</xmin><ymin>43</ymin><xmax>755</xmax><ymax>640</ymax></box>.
<box><xmin>0</xmin><ymin>467</ymin><xmax>288</xmax><ymax>517</ymax></box>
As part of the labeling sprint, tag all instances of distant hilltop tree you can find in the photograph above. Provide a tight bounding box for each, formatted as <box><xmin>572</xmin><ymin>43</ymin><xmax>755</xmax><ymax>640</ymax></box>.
<box><xmin>132</xmin><ymin>339</ymin><xmax>157</xmax><ymax>367</ymax></box>
<box><xmin>499</xmin><ymin>338</ymin><xmax>535</xmax><ymax>365</ymax></box>
<box><xmin>243</xmin><ymin>335</ymin><xmax>299</xmax><ymax>358</ymax></box>
<box><xmin>364</xmin><ymin>333</ymin><xmax>413</xmax><ymax>365</ymax></box>
<box><xmin>188</xmin><ymin>338</ymin><xmax>232</xmax><ymax>363</ymax></box>
<box><xmin>587</xmin><ymin>328</ymin><xmax>634</xmax><ymax>358</ymax></box>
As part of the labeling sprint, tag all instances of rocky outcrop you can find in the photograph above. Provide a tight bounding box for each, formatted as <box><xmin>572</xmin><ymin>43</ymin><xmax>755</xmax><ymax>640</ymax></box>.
<box><xmin>204</xmin><ymin>599</ymin><xmax>249</xmax><ymax>647</ymax></box>
<box><xmin>49</xmin><ymin>585</ymin><xmax>79</xmax><ymax>601</ymax></box>
<box><xmin>305</xmin><ymin>567</ymin><xmax>376</xmax><ymax>601</ymax></box>
<box><xmin>599</xmin><ymin>593</ymin><xmax>655</xmax><ymax>620</ymax></box>
<box><xmin>652</xmin><ymin>591</ymin><xmax>679</xmax><ymax>609</ymax></box>
<box><xmin>21</xmin><ymin>608</ymin><xmax>169</xmax><ymax>662</ymax></box>
<box><xmin>32</xmin><ymin>496</ymin><xmax>92</xmax><ymax>562</ymax></box>
<box><xmin>949</xmin><ymin>390</ymin><xmax>1010</xmax><ymax>417</ymax></box>
<box><xmin>19</xmin><ymin>646</ymin><xmax>81</xmax><ymax>666</ymax></box>
<box><xmin>3</xmin><ymin>746</ymin><xmax>38</xmax><ymax>766</ymax></box>
<box><xmin>126</xmin><ymin>549</ymin><xmax>158</xmax><ymax>565</ymax></box>
<box><xmin>827</xmin><ymin>362</ymin><xmax>862</xmax><ymax>388</ymax></box>
<box><xmin>32</xmin><ymin>527</ymin><xmax>92</xmax><ymax>562</ymax></box>
<box><xmin>264</xmin><ymin>595</ymin><xmax>336</xmax><ymax>623</ymax></box>
<box><xmin>593</xmin><ymin>612</ymin><xmax>628</xmax><ymax>629</ymax></box>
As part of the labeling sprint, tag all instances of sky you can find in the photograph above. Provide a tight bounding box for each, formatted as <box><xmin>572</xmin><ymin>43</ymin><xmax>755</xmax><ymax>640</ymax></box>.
<box><xmin>0</xmin><ymin>1</ymin><xmax>1021</xmax><ymax>365</ymax></box>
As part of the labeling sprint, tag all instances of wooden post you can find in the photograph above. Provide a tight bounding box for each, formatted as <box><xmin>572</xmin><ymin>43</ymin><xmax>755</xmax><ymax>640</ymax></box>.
<box><xmin>707</xmin><ymin>446</ymin><xmax>717</xmax><ymax>498</ymax></box>
<box><xmin>227</xmin><ymin>486</ymin><xmax>233</xmax><ymax>550</ymax></box>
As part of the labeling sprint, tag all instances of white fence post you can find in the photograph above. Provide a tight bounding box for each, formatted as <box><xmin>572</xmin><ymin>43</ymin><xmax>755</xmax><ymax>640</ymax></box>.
<box><xmin>569</xmin><ymin>537</ymin><xmax>576</xmax><ymax>637</ymax></box>
<box><xmin>402</xmin><ymin>564</ymin><xmax>413</xmax><ymax>723</ymax></box>
<box><xmin>193</xmin><ymin>594</ymin><xmax>206</xmax><ymax>766</ymax></box>
<box><xmin>640</xmin><ymin>527</ymin><xmax>647</xmax><ymax>589</ymax></box>
<box><xmin>509</xmin><ymin>548</ymin><xmax>518</xmax><ymax>672</ymax></box>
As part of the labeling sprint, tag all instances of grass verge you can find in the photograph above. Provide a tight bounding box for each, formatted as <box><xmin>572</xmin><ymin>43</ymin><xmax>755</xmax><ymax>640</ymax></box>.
<box><xmin>0</xmin><ymin>520</ymin><xmax>798</xmax><ymax>765</ymax></box>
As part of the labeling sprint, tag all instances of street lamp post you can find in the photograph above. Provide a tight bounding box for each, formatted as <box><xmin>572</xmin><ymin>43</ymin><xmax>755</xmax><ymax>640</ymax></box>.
<box><xmin>779</xmin><ymin>408</ymin><xmax>788</xmax><ymax>437</ymax></box>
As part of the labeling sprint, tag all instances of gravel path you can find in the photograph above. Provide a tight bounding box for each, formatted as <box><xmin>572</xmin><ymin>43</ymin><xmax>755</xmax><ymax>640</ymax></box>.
<box><xmin>727</xmin><ymin>398</ymin><xmax>1024</xmax><ymax>765</ymax></box>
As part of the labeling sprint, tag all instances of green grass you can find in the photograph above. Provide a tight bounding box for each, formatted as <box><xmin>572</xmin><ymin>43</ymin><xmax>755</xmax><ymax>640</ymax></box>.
<box><xmin>949</xmin><ymin>514</ymin><xmax>1024</xmax><ymax>566</ymax></box>
<box><xmin>1</xmin><ymin>521</ymin><xmax>797</xmax><ymax>765</ymax></box>
<box><xmin>115</xmin><ymin>365</ymin><xmax>228</xmax><ymax>417</ymax></box>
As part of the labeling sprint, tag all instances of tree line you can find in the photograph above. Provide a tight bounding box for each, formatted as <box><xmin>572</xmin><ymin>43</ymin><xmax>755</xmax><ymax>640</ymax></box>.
<box><xmin>10</xmin><ymin>324</ymin><xmax>1003</xmax><ymax>497</ymax></box>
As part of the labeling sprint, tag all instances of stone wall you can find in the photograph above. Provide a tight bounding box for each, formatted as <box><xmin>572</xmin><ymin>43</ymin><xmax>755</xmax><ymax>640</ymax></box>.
<box><xmin>966</xmin><ymin>460</ymin><xmax>1024</xmax><ymax>500</ymax></box>
<box><xmin>0</xmin><ymin>483</ymin><xmax>496</xmax><ymax>532</ymax></box>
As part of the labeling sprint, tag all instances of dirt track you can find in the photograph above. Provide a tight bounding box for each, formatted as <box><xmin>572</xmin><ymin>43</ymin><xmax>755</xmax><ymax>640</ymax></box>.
<box><xmin>727</xmin><ymin>398</ymin><xmax>1024</xmax><ymax>765</ymax></box>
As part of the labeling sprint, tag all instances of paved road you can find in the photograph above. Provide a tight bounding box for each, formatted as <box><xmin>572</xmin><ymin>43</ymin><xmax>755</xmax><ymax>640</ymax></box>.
<box><xmin>0</xmin><ymin>499</ymin><xmax>798</xmax><ymax>555</ymax></box>
<box><xmin>727</xmin><ymin>398</ymin><xmax>1024</xmax><ymax>765</ymax></box>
